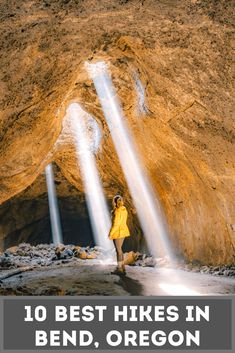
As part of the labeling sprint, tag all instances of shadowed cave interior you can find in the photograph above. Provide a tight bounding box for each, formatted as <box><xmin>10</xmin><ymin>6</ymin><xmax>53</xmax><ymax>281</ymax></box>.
<box><xmin>0</xmin><ymin>164</ymin><xmax>143</xmax><ymax>253</ymax></box>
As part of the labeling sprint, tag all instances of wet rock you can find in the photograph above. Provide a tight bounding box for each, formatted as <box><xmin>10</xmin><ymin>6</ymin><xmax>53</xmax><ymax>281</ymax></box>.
<box><xmin>179</xmin><ymin>262</ymin><xmax>235</xmax><ymax>277</ymax></box>
<box><xmin>5</xmin><ymin>246</ymin><xmax>18</xmax><ymax>255</ymax></box>
<box><xmin>126</xmin><ymin>253</ymin><xmax>156</xmax><ymax>267</ymax></box>
<box><xmin>16</xmin><ymin>243</ymin><xmax>32</xmax><ymax>256</ymax></box>
<box><xmin>72</xmin><ymin>246</ymin><xmax>98</xmax><ymax>260</ymax></box>
<box><xmin>212</xmin><ymin>271</ymin><xmax>220</xmax><ymax>276</ymax></box>
<box><xmin>74</xmin><ymin>250</ymin><xmax>81</xmax><ymax>258</ymax></box>
<box><xmin>124</xmin><ymin>251</ymin><xmax>139</xmax><ymax>265</ymax></box>
<box><xmin>78</xmin><ymin>251</ymin><xmax>88</xmax><ymax>260</ymax></box>
<box><xmin>73</xmin><ymin>246</ymin><xmax>82</xmax><ymax>253</ymax></box>
<box><xmin>223</xmin><ymin>270</ymin><xmax>235</xmax><ymax>277</ymax></box>
<box><xmin>134</xmin><ymin>259</ymin><xmax>143</xmax><ymax>266</ymax></box>
<box><xmin>141</xmin><ymin>256</ymin><xmax>156</xmax><ymax>267</ymax></box>
<box><xmin>54</xmin><ymin>245</ymin><xmax>75</xmax><ymax>260</ymax></box>
<box><xmin>3</xmin><ymin>251</ymin><xmax>10</xmax><ymax>258</ymax></box>
<box><xmin>86</xmin><ymin>253</ymin><xmax>97</xmax><ymax>259</ymax></box>
<box><xmin>0</xmin><ymin>256</ymin><xmax>13</xmax><ymax>268</ymax></box>
<box><xmin>191</xmin><ymin>266</ymin><xmax>200</xmax><ymax>273</ymax></box>
<box><xmin>55</xmin><ymin>245</ymin><xmax>65</xmax><ymax>258</ymax></box>
<box><xmin>59</xmin><ymin>249</ymin><xmax>74</xmax><ymax>259</ymax></box>
<box><xmin>185</xmin><ymin>263</ymin><xmax>194</xmax><ymax>271</ymax></box>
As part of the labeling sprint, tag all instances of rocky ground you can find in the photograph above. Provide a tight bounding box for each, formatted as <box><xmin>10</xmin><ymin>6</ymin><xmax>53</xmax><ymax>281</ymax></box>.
<box><xmin>0</xmin><ymin>243</ymin><xmax>234</xmax><ymax>296</ymax></box>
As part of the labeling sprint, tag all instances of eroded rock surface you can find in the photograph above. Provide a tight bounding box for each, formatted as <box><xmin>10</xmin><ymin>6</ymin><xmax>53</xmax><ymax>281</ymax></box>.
<box><xmin>0</xmin><ymin>0</ymin><xmax>234</xmax><ymax>265</ymax></box>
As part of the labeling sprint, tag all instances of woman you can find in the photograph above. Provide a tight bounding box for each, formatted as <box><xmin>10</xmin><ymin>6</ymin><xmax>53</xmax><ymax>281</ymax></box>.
<box><xmin>109</xmin><ymin>195</ymin><xmax>130</xmax><ymax>275</ymax></box>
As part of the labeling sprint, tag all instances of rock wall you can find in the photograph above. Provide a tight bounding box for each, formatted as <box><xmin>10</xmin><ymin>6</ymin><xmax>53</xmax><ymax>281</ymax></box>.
<box><xmin>0</xmin><ymin>0</ymin><xmax>234</xmax><ymax>265</ymax></box>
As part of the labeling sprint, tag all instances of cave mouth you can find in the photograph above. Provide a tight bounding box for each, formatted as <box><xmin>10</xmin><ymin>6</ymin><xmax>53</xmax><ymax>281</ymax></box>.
<box><xmin>57</xmin><ymin>197</ymin><xmax>95</xmax><ymax>247</ymax></box>
<box><xmin>2</xmin><ymin>196</ymin><xmax>96</xmax><ymax>250</ymax></box>
<box><xmin>0</xmin><ymin>160</ymin><xmax>143</xmax><ymax>253</ymax></box>
<box><xmin>2</xmin><ymin>193</ymin><xmax>142</xmax><ymax>253</ymax></box>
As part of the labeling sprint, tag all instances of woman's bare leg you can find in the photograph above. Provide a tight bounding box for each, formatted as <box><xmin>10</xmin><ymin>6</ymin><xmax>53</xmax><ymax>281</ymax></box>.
<box><xmin>113</xmin><ymin>238</ymin><xmax>124</xmax><ymax>262</ymax></box>
<box><xmin>113</xmin><ymin>238</ymin><xmax>125</xmax><ymax>273</ymax></box>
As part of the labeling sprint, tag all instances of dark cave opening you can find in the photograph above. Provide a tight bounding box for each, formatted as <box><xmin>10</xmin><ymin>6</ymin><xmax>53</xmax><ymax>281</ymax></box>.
<box><xmin>1</xmin><ymin>196</ymin><xmax>95</xmax><ymax>250</ymax></box>
<box><xmin>1</xmin><ymin>190</ymin><xmax>145</xmax><ymax>253</ymax></box>
<box><xmin>59</xmin><ymin>201</ymin><xmax>95</xmax><ymax>247</ymax></box>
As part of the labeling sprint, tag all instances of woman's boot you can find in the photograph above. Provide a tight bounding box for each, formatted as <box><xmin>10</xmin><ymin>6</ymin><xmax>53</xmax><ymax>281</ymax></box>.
<box><xmin>121</xmin><ymin>261</ymin><xmax>126</xmax><ymax>275</ymax></box>
<box><xmin>111</xmin><ymin>261</ymin><xmax>125</xmax><ymax>275</ymax></box>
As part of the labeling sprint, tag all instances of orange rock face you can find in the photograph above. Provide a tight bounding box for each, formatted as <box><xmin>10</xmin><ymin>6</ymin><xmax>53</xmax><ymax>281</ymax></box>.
<box><xmin>0</xmin><ymin>0</ymin><xmax>234</xmax><ymax>265</ymax></box>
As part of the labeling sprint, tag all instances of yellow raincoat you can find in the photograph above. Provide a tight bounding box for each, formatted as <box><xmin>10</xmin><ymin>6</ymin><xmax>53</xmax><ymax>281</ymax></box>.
<box><xmin>109</xmin><ymin>206</ymin><xmax>130</xmax><ymax>240</ymax></box>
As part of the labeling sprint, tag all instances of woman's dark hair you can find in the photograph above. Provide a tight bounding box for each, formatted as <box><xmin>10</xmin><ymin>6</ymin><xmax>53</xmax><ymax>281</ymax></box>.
<box><xmin>112</xmin><ymin>194</ymin><xmax>123</xmax><ymax>208</ymax></box>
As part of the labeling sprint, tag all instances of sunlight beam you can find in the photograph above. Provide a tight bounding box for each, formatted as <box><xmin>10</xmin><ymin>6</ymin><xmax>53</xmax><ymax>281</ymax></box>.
<box><xmin>67</xmin><ymin>103</ymin><xmax>113</xmax><ymax>252</ymax></box>
<box><xmin>45</xmin><ymin>163</ymin><xmax>63</xmax><ymax>245</ymax></box>
<box><xmin>86</xmin><ymin>61</ymin><xmax>173</xmax><ymax>259</ymax></box>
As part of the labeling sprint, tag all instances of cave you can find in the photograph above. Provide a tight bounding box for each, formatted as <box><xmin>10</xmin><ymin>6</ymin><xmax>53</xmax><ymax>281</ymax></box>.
<box><xmin>0</xmin><ymin>0</ymin><xmax>234</xmax><ymax>295</ymax></box>
<box><xmin>0</xmin><ymin>194</ymin><xmax>95</xmax><ymax>250</ymax></box>
<box><xmin>0</xmin><ymin>163</ymin><xmax>142</xmax><ymax>253</ymax></box>
<box><xmin>0</xmin><ymin>166</ymin><xmax>96</xmax><ymax>249</ymax></box>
